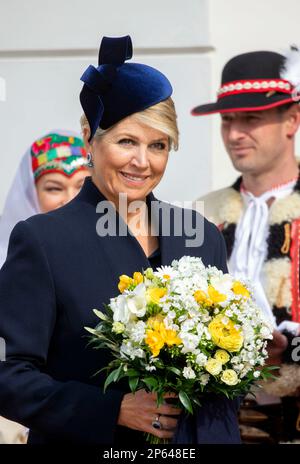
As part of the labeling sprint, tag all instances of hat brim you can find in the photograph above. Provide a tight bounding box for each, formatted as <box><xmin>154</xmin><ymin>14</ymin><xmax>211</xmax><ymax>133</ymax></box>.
<box><xmin>191</xmin><ymin>93</ymin><xmax>295</xmax><ymax>116</ymax></box>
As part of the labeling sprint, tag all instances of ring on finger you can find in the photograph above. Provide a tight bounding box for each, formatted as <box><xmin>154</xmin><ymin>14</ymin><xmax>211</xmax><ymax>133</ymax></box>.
<box><xmin>151</xmin><ymin>414</ymin><xmax>163</xmax><ymax>430</ymax></box>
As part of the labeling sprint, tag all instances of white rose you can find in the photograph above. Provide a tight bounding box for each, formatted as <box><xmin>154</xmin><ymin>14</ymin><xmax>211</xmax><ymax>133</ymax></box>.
<box><xmin>183</xmin><ymin>366</ymin><xmax>196</xmax><ymax>379</ymax></box>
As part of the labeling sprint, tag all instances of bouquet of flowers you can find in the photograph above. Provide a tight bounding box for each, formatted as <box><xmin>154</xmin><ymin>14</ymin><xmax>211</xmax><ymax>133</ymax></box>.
<box><xmin>85</xmin><ymin>256</ymin><xmax>274</xmax><ymax>442</ymax></box>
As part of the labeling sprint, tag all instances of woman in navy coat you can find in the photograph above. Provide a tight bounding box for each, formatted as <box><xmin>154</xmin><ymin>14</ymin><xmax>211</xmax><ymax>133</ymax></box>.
<box><xmin>0</xmin><ymin>36</ymin><xmax>241</xmax><ymax>444</ymax></box>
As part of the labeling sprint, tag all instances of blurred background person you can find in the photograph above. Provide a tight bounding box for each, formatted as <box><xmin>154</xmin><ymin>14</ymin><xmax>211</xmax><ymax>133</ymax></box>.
<box><xmin>0</xmin><ymin>130</ymin><xmax>88</xmax><ymax>268</ymax></box>
<box><xmin>0</xmin><ymin>130</ymin><xmax>88</xmax><ymax>444</ymax></box>
<box><xmin>192</xmin><ymin>48</ymin><xmax>300</xmax><ymax>443</ymax></box>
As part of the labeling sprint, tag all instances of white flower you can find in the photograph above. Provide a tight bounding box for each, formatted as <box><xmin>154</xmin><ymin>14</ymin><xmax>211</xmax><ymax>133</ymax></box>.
<box><xmin>154</xmin><ymin>265</ymin><xmax>178</xmax><ymax>280</ymax></box>
<box><xmin>179</xmin><ymin>332</ymin><xmax>200</xmax><ymax>353</ymax></box>
<box><xmin>183</xmin><ymin>366</ymin><xmax>196</xmax><ymax>379</ymax></box>
<box><xmin>199</xmin><ymin>373</ymin><xmax>210</xmax><ymax>386</ymax></box>
<box><xmin>120</xmin><ymin>341</ymin><xmax>145</xmax><ymax>360</ymax></box>
<box><xmin>145</xmin><ymin>365</ymin><xmax>157</xmax><ymax>372</ymax></box>
<box><xmin>129</xmin><ymin>321</ymin><xmax>146</xmax><ymax>343</ymax></box>
<box><xmin>126</xmin><ymin>283</ymin><xmax>147</xmax><ymax>317</ymax></box>
<box><xmin>210</xmin><ymin>273</ymin><xmax>233</xmax><ymax>295</ymax></box>
<box><xmin>253</xmin><ymin>371</ymin><xmax>260</xmax><ymax>378</ymax></box>
<box><xmin>196</xmin><ymin>353</ymin><xmax>208</xmax><ymax>366</ymax></box>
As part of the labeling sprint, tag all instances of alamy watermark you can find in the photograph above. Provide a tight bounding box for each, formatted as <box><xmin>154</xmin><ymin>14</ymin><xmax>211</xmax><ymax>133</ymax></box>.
<box><xmin>95</xmin><ymin>194</ymin><xmax>205</xmax><ymax>248</ymax></box>
<box><xmin>291</xmin><ymin>336</ymin><xmax>300</xmax><ymax>362</ymax></box>
<box><xmin>0</xmin><ymin>337</ymin><xmax>6</xmax><ymax>361</ymax></box>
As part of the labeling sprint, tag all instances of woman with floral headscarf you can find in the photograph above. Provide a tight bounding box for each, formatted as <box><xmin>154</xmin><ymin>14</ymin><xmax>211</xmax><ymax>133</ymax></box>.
<box><xmin>0</xmin><ymin>130</ymin><xmax>88</xmax><ymax>268</ymax></box>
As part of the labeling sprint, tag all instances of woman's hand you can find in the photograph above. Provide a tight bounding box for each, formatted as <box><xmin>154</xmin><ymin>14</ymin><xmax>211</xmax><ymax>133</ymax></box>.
<box><xmin>117</xmin><ymin>390</ymin><xmax>182</xmax><ymax>439</ymax></box>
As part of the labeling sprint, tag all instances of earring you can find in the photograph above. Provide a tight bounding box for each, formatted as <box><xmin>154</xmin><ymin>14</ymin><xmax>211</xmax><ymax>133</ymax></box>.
<box><xmin>87</xmin><ymin>152</ymin><xmax>94</xmax><ymax>168</ymax></box>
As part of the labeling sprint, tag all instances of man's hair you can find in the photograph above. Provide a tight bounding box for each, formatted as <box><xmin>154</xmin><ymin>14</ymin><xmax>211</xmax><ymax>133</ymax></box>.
<box><xmin>276</xmin><ymin>102</ymin><xmax>298</xmax><ymax>114</ymax></box>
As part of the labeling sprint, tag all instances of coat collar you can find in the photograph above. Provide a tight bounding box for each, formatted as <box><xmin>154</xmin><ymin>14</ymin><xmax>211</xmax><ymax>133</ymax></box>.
<box><xmin>76</xmin><ymin>176</ymin><xmax>182</xmax><ymax>267</ymax></box>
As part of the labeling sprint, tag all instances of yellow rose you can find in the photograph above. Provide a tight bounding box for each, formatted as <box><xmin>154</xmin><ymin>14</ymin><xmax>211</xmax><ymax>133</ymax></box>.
<box><xmin>208</xmin><ymin>314</ymin><xmax>243</xmax><ymax>352</ymax></box>
<box><xmin>207</xmin><ymin>285</ymin><xmax>227</xmax><ymax>304</ymax></box>
<box><xmin>205</xmin><ymin>358</ymin><xmax>223</xmax><ymax>375</ymax></box>
<box><xmin>221</xmin><ymin>369</ymin><xmax>239</xmax><ymax>386</ymax></box>
<box><xmin>133</xmin><ymin>272</ymin><xmax>144</xmax><ymax>285</ymax></box>
<box><xmin>214</xmin><ymin>349</ymin><xmax>230</xmax><ymax>364</ymax></box>
<box><xmin>232</xmin><ymin>281</ymin><xmax>250</xmax><ymax>298</ymax></box>
<box><xmin>118</xmin><ymin>275</ymin><xmax>133</xmax><ymax>293</ymax></box>
<box><xmin>147</xmin><ymin>287</ymin><xmax>167</xmax><ymax>305</ymax></box>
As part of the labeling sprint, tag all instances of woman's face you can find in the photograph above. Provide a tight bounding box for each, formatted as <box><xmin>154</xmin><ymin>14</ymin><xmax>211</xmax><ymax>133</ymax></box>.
<box><xmin>35</xmin><ymin>169</ymin><xmax>88</xmax><ymax>213</ymax></box>
<box><xmin>87</xmin><ymin>116</ymin><xmax>169</xmax><ymax>206</ymax></box>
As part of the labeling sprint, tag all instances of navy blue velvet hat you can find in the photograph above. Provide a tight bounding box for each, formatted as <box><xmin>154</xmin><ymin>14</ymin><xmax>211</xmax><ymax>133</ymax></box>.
<box><xmin>80</xmin><ymin>35</ymin><xmax>173</xmax><ymax>141</ymax></box>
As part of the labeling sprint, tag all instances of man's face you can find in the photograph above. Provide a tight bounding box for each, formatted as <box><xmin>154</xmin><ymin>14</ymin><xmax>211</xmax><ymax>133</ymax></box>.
<box><xmin>220</xmin><ymin>108</ymin><xmax>291</xmax><ymax>175</ymax></box>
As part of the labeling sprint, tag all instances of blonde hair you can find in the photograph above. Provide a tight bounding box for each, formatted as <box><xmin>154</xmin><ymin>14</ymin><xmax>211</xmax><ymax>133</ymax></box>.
<box><xmin>80</xmin><ymin>97</ymin><xmax>179</xmax><ymax>151</ymax></box>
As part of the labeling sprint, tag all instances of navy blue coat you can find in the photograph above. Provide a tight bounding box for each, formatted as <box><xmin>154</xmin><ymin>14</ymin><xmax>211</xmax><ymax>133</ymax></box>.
<box><xmin>0</xmin><ymin>177</ymin><xmax>241</xmax><ymax>444</ymax></box>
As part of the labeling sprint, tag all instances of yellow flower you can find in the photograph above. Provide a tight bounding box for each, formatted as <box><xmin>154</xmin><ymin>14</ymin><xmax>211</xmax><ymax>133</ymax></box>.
<box><xmin>133</xmin><ymin>272</ymin><xmax>143</xmax><ymax>285</ymax></box>
<box><xmin>118</xmin><ymin>275</ymin><xmax>133</xmax><ymax>293</ymax></box>
<box><xmin>221</xmin><ymin>369</ymin><xmax>239</xmax><ymax>386</ymax></box>
<box><xmin>207</xmin><ymin>285</ymin><xmax>227</xmax><ymax>304</ymax></box>
<box><xmin>145</xmin><ymin>317</ymin><xmax>181</xmax><ymax>357</ymax></box>
<box><xmin>145</xmin><ymin>330</ymin><xmax>165</xmax><ymax>357</ymax></box>
<box><xmin>147</xmin><ymin>287</ymin><xmax>167</xmax><ymax>305</ymax></box>
<box><xmin>232</xmin><ymin>281</ymin><xmax>250</xmax><ymax>298</ymax></box>
<box><xmin>205</xmin><ymin>358</ymin><xmax>223</xmax><ymax>375</ymax></box>
<box><xmin>194</xmin><ymin>290</ymin><xmax>208</xmax><ymax>304</ymax></box>
<box><xmin>147</xmin><ymin>314</ymin><xmax>164</xmax><ymax>330</ymax></box>
<box><xmin>164</xmin><ymin>328</ymin><xmax>182</xmax><ymax>347</ymax></box>
<box><xmin>208</xmin><ymin>314</ymin><xmax>243</xmax><ymax>352</ymax></box>
<box><xmin>214</xmin><ymin>349</ymin><xmax>230</xmax><ymax>364</ymax></box>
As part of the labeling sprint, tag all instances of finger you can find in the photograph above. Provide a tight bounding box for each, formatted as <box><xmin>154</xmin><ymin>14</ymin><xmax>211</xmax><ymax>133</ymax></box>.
<box><xmin>163</xmin><ymin>392</ymin><xmax>178</xmax><ymax>399</ymax></box>
<box><xmin>145</xmin><ymin>424</ymin><xmax>175</xmax><ymax>439</ymax></box>
<box><xmin>157</xmin><ymin>404</ymin><xmax>182</xmax><ymax>415</ymax></box>
<box><xmin>159</xmin><ymin>415</ymin><xmax>178</xmax><ymax>431</ymax></box>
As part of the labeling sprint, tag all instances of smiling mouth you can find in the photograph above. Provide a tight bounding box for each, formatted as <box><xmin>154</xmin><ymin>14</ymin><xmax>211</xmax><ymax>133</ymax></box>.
<box><xmin>120</xmin><ymin>171</ymin><xmax>150</xmax><ymax>183</ymax></box>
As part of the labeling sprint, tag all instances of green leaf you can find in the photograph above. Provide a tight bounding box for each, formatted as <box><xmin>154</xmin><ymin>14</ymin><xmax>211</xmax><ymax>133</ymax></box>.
<box><xmin>104</xmin><ymin>368</ymin><xmax>120</xmax><ymax>392</ymax></box>
<box><xmin>93</xmin><ymin>309</ymin><xmax>108</xmax><ymax>320</ymax></box>
<box><xmin>126</xmin><ymin>369</ymin><xmax>140</xmax><ymax>377</ymax></box>
<box><xmin>179</xmin><ymin>390</ymin><xmax>193</xmax><ymax>414</ymax></box>
<box><xmin>142</xmin><ymin>377</ymin><xmax>158</xmax><ymax>390</ymax></box>
<box><xmin>84</xmin><ymin>326</ymin><xmax>99</xmax><ymax>335</ymax></box>
<box><xmin>129</xmin><ymin>376</ymin><xmax>139</xmax><ymax>392</ymax></box>
<box><xmin>167</xmin><ymin>367</ymin><xmax>181</xmax><ymax>376</ymax></box>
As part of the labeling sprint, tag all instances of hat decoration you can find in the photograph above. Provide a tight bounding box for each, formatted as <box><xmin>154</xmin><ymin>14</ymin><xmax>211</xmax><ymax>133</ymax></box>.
<box><xmin>31</xmin><ymin>132</ymin><xmax>87</xmax><ymax>181</ymax></box>
<box><xmin>80</xmin><ymin>35</ymin><xmax>172</xmax><ymax>141</ymax></box>
<box><xmin>280</xmin><ymin>45</ymin><xmax>300</xmax><ymax>101</ymax></box>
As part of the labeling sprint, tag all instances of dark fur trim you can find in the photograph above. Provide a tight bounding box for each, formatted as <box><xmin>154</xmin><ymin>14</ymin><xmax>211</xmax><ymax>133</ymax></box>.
<box><xmin>222</xmin><ymin>223</ymin><xmax>236</xmax><ymax>259</ymax></box>
<box><xmin>267</xmin><ymin>222</ymin><xmax>292</xmax><ymax>260</ymax></box>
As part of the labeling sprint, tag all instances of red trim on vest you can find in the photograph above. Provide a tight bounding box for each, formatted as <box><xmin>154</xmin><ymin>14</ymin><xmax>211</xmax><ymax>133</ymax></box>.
<box><xmin>290</xmin><ymin>219</ymin><xmax>300</xmax><ymax>323</ymax></box>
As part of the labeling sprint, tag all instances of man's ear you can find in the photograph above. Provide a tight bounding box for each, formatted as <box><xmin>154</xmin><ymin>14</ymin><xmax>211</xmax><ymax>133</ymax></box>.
<box><xmin>285</xmin><ymin>104</ymin><xmax>300</xmax><ymax>138</ymax></box>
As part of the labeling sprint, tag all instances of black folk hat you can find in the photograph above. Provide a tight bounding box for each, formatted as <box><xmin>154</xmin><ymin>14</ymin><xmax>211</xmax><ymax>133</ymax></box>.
<box><xmin>191</xmin><ymin>50</ymin><xmax>298</xmax><ymax>116</ymax></box>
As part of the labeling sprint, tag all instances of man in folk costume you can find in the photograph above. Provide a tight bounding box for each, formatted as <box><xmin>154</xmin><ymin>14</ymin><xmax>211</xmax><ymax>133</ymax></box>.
<box><xmin>192</xmin><ymin>48</ymin><xmax>300</xmax><ymax>442</ymax></box>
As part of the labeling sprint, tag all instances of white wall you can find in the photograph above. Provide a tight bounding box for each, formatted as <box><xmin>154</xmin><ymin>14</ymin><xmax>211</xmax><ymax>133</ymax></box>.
<box><xmin>0</xmin><ymin>0</ymin><xmax>212</xmax><ymax>211</ymax></box>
